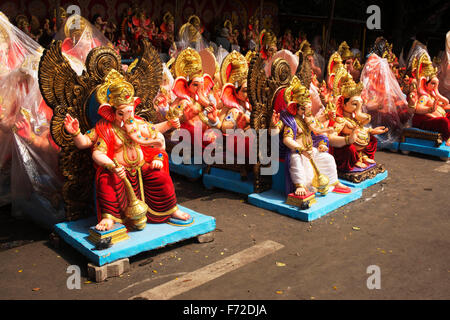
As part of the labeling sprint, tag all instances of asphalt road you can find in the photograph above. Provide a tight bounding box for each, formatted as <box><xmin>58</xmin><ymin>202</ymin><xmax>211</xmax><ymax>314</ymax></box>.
<box><xmin>0</xmin><ymin>150</ymin><xmax>449</xmax><ymax>300</ymax></box>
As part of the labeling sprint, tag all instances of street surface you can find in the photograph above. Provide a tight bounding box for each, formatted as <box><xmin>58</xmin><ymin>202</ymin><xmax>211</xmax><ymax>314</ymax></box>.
<box><xmin>0</xmin><ymin>150</ymin><xmax>449</xmax><ymax>300</ymax></box>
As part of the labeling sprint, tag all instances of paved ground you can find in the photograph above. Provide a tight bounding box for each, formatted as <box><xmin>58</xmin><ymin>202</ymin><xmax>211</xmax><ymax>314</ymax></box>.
<box><xmin>0</xmin><ymin>150</ymin><xmax>449</xmax><ymax>300</ymax></box>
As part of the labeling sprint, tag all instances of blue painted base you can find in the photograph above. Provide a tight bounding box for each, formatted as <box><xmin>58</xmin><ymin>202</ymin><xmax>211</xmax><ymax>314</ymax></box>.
<box><xmin>399</xmin><ymin>138</ymin><xmax>450</xmax><ymax>159</ymax></box>
<box><xmin>376</xmin><ymin>139</ymin><xmax>399</xmax><ymax>152</ymax></box>
<box><xmin>168</xmin><ymin>156</ymin><xmax>205</xmax><ymax>179</ymax></box>
<box><xmin>339</xmin><ymin>170</ymin><xmax>388</xmax><ymax>189</ymax></box>
<box><xmin>54</xmin><ymin>206</ymin><xmax>216</xmax><ymax>266</ymax></box>
<box><xmin>248</xmin><ymin>187</ymin><xmax>362</xmax><ymax>222</ymax></box>
<box><xmin>202</xmin><ymin>167</ymin><xmax>254</xmax><ymax>195</ymax></box>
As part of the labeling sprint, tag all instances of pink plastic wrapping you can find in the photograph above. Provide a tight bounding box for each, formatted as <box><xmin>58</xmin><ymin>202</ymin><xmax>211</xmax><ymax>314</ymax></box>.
<box><xmin>54</xmin><ymin>14</ymin><xmax>112</xmax><ymax>74</ymax></box>
<box><xmin>438</xmin><ymin>31</ymin><xmax>450</xmax><ymax>100</ymax></box>
<box><xmin>0</xmin><ymin>12</ymin><xmax>65</xmax><ymax>228</ymax></box>
<box><xmin>361</xmin><ymin>53</ymin><xmax>412</xmax><ymax>143</ymax></box>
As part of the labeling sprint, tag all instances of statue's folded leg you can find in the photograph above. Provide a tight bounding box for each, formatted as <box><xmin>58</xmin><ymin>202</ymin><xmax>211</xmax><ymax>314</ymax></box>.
<box><xmin>313</xmin><ymin>149</ymin><xmax>338</xmax><ymax>185</ymax></box>
<box><xmin>141</xmin><ymin>163</ymin><xmax>178</xmax><ymax>223</ymax></box>
<box><xmin>96</xmin><ymin>168</ymin><xmax>129</xmax><ymax>225</ymax></box>
<box><xmin>412</xmin><ymin>114</ymin><xmax>450</xmax><ymax>141</ymax></box>
<box><xmin>290</xmin><ymin>153</ymin><xmax>314</xmax><ymax>190</ymax></box>
<box><xmin>330</xmin><ymin>144</ymin><xmax>360</xmax><ymax>171</ymax></box>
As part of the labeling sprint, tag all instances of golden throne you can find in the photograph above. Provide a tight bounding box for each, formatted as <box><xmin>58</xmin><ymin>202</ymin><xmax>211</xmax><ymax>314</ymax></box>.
<box><xmin>38</xmin><ymin>39</ymin><xmax>163</xmax><ymax>221</ymax></box>
<box><xmin>246</xmin><ymin>53</ymin><xmax>296</xmax><ymax>193</ymax></box>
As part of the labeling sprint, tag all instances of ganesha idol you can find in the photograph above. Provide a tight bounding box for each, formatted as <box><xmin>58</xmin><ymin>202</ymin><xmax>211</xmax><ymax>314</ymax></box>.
<box><xmin>337</xmin><ymin>41</ymin><xmax>362</xmax><ymax>81</ymax></box>
<box><xmin>167</xmin><ymin>47</ymin><xmax>220</xmax><ymax>148</ymax></box>
<box><xmin>58</xmin><ymin>14</ymin><xmax>110</xmax><ymax>72</ymax></box>
<box><xmin>410</xmin><ymin>53</ymin><xmax>450</xmax><ymax>146</ymax></box>
<box><xmin>64</xmin><ymin>70</ymin><xmax>190</xmax><ymax>231</ymax></box>
<box><xmin>329</xmin><ymin>68</ymin><xmax>388</xmax><ymax>171</ymax></box>
<box><xmin>218</xmin><ymin>50</ymin><xmax>255</xmax><ymax>159</ymax></box>
<box><xmin>220</xmin><ymin>51</ymin><xmax>252</xmax><ymax>131</ymax></box>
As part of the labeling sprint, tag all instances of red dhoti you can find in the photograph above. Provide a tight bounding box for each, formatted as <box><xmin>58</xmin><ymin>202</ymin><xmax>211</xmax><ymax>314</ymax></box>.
<box><xmin>412</xmin><ymin>113</ymin><xmax>450</xmax><ymax>141</ymax></box>
<box><xmin>95</xmin><ymin>162</ymin><xmax>178</xmax><ymax>226</ymax></box>
<box><xmin>330</xmin><ymin>135</ymin><xmax>378</xmax><ymax>172</ymax></box>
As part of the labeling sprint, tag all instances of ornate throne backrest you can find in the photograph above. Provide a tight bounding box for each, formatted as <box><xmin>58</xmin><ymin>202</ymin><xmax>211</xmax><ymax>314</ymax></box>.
<box><xmin>248</xmin><ymin>53</ymin><xmax>294</xmax><ymax>193</ymax></box>
<box><xmin>38</xmin><ymin>39</ymin><xmax>163</xmax><ymax>221</ymax></box>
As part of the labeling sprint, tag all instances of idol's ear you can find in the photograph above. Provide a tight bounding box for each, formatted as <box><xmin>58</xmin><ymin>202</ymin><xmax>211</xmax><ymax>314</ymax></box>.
<box><xmin>133</xmin><ymin>97</ymin><xmax>141</xmax><ymax>110</ymax></box>
<box><xmin>172</xmin><ymin>76</ymin><xmax>190</xmax><ymax>101</ymax></box>
<box><xmin>98</xmin><ymin>104</ymin><xmax>115</xmax><ymax>122</ymax></box>
<box><xmin>335</xmin><ymin>95</ymin><xmax>345</xmax><ymax>117</ymax></box>
<box><xmin>221</xmin><ymin>83</ymin><xmax>240</xmax><ymax>110</ymax></box>
<box><xmin>203</xmin><ymin>74</ymin><xmax>214</xmax><ymax>95</ymax></box>
<box><xmin>286</xmin><ymin>102</ymin><xmax>297</xmax><ymax>116</ymax></box>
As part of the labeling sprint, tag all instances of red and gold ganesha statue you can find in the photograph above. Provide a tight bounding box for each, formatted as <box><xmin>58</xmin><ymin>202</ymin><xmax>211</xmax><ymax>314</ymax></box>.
<box><xmin>410</xmin><ymin>53</ymin><xmax>450</xmax><ymax>146</ymax></box>
<box><xmin>329</xmin><ymin>68</ymin><xmax>388</xmax><ymax>171</ymax></box>
<box><xmin>63</xmin><ymin>70</ymin><xmax>190</xmax><ymax>231</ymax></box>
<box><xmin>168</xmin><ymin>47</ymin><xmax>219</xmax><ymax>147</ymax></box>
<box><xmin>219</xmin><ymin>50</ymin><xmax>252</xmax><ymax>131</ymax></box>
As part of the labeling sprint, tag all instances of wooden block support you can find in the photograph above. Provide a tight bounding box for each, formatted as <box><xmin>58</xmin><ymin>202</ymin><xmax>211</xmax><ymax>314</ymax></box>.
<box><xmin>197</xmin><ymin>232</ymin><xmax>215</xmax><ymax>243</ymax></box>
<box><xmin>88</xmin><ymin>258</ymin><xmax>130</xmax><ymax>282</ymax></box>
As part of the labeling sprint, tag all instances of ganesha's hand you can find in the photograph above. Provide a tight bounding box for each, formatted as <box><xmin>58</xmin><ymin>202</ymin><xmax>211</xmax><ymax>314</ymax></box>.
<box><xmin>271</xmin><ymin>111</ymin><xmax>280</xmax><ymax>127</ymax></box>
<box><xmin>113</xmin><ymin>165</ymin><xmax>127</xmax><ymax>180</ymax></box>
<box><xmin>64</xmin><ymin>114</ymin><xmax>80</xmax><ymax>135</ymax></box>
<box><xmin>14</xmin><ymin>119</ymin><xmax>32</xmax><ymax>140</ymax></box>
<box><xmin>169</xmin><ymin>118</ymin><xmax>180</xmax><ymax>129</ymax></box>
<box><xmin>205</xmin><ymin>105</ymin><xmax>217</xmax><ymax>121</ymax></box>
<box><xmin>370</xmin><ymin>126</ymin><xmax>388</xmax><ymax>135</ymax></box>
<box><xmin>318</xmin><ymin>144</ymin><xmax>328</xmax><ymax>153</ymax></box>
<box><xmin>150</xmin><ymin>160</ymin><xmax>164</xmax><ymax>170</ymax></box>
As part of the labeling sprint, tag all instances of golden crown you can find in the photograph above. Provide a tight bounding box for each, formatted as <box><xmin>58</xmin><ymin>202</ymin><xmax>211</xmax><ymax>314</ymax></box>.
<box><xmin>416</xmin><ymin>53</ymin><xmax>437</xmax><ymax>80</ymax></box>
<box><xmin>174</xmin><ymin>47</ymin><xmax>203</xmax><ymax>79</ymax></box>
<box><xmin>333</xmin><ymin>67</ymin><xmax>364</xmax><ymax>98</ymax></box>
<box><xmin>338</xmin><ymin>41</ymin><xmax>354</xmax><ymax>61</ymax></box>
<box><xmin>297</xmin><ymin>40</ymin><xmax>314</xmax><ymax>57</ymax></box>
<box><xmin>327</xmin><ymin>52</ymin><xmax>343</xmax><ymax>75</ymax></box>
<box><xmin>0</xmin><ymin>13</ymin><xmax>10</xmax><ymax>43</ymax></box>
<box><xmin>163</xmin><ymin>12</ymin><xmax>174</xmax><ymax>24</ymax></box>
<box><xmin>96</xmin><ymin>69</ymin><xmax>135</xmax><ymax>108</ymax></box>
<box><xmin>64</xmin><ymin>14</ymin><xmax>91</xmax><ymax>40</ymax></box>
<box><xmin>284</xmin><ymin>76</ymin><xmax>311</xmax><ymax>106</ymax></box>
<box><xmin>220</xmin><ymin>50</ymin><xmax>248</xmax><ymax>87</ymax></box>
<box><xmin>260</xmin><ymin>29</ymin><xmax>277</xmax><ymax>49</ymax></box>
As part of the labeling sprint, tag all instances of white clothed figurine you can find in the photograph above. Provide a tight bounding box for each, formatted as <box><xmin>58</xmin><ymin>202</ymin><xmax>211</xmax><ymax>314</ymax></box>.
<box><xmin>278</xmin><ymin>76</ymin><xmax>351</xmax><ymax>196</ymax></box>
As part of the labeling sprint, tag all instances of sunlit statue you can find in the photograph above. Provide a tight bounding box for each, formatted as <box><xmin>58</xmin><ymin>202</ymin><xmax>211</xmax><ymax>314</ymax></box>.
<box><xmin>63</xmin><ymin>70</ymin><xmax>190</xmax><ymax>231</ymax></box>
<box><xmin>219</xmin><ymin>50</ymin><xmax>252</xmax><ymax>131</ymax></box>
<box><xmin>337</xmin><ymin>41</ymin><xmax>362</xmax><ymax>81</ymax></box>
<box><xmin>329</xmin><ymin>68</ymin><xmax>388</xmax><ymax>170</ymax></box>
<box><xmin>276</xmin><ymin>76</ymin><xmax>351</xmax><ymax>196</ymax></box>
<box><xmin>169</xmin><ymin>47</ymin><xmax>219</xmax><ymax>147</ymax></box>
<box><xmin>410</xmin><ymin>53</ymin><xmax>450</xmax><ymax>145</ymax></box>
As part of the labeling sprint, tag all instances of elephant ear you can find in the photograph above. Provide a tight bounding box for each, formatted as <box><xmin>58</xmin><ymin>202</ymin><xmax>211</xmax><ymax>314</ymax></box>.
<box><xmin>203</xmin><ymin>74</ymin><xmax>214</xmax><ymax>95</ymax></box>
<box><xmin>98</xmin><ymin>104</ymin><xmax>115</xmax><ymax>122</ymax></box>
<box><xmin>172</xmin><ymin>76</ymin><xmax>190</xmax><ymax>101</ymax></box>
<box><xmin>335</xmin><ymin>95</ymin><xmax>345</xmax><ymax>118</ymax></box>
<box><xmin>286</xmin><ymin>101</ymin><xmax>297</xmax><ymax>116</ymax></box>
<box><xmin>221</xmin><ymin>83</ymin><xmax>240</xmax><ymax>110</ymax></box>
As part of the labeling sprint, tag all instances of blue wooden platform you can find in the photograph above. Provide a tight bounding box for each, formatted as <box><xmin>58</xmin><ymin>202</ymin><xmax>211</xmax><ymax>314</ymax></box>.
<box><xmin>248</xmin><ymin>188</ymin><xmax>362</xmax><ymax>222</ymax></box>
<box><xmin>339</xmin><ymin>170</ymin><xmax>388</xmax><ymax>189</ymax></box>
<box><xmin>247</xmin><ymin>159</ymin><xmax>365</xmax><ymax>221</ymax></box>
<box><xmin>168</xmin><ymin>155</ymin><xmax>205</xmax><ymax>180</ymax></box>
<box><xmin>202</xmin><ymin>167</ymin><xmax>254</xmax><ymax>195</ymax></box>
<box><xmin>54</xmin><ymin>206</ymin><xmax>216</xmax><ymax>266</ymax></box>
<box><xmin>398</xmin><ymin>137</ymin><xmax>450</xmax><ymax>160</ymax></box>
